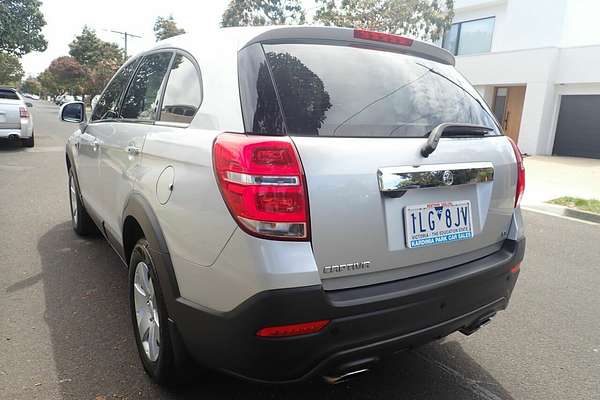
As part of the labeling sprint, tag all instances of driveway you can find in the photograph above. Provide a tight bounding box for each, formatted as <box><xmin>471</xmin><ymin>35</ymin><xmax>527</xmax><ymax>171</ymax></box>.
<box><xmin>522</xmin><ymin>155</ymin><xmax>600</xmax><ymax>205</ymax></box>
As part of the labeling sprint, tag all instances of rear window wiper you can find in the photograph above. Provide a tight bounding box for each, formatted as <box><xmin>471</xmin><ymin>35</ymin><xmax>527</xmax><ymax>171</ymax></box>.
<box><xmin>421</xmin><ymin>123</ymin><xmax>493</xmax><ymax>158</ymax></box>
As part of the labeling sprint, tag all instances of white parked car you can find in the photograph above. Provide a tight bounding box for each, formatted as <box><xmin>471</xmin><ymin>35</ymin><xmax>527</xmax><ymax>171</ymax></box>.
<box><xmin>60</xmin><ymin>26</ymin><xmax>526</xmax><ymax>386</ymax></box>
<box><xmin>0</xmin><ymin>87</ymin><xmax>34</xmax><ymax>147</ymax></box>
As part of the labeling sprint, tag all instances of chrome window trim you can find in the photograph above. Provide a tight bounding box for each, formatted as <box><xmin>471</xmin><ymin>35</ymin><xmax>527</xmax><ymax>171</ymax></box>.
<box><xmin>378</xmin><ymin>162</ymin><xmax>494</xmax><ymax>192</ymax></box>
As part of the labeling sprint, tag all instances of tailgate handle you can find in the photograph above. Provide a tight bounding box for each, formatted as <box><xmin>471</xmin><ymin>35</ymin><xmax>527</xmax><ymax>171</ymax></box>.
<box><xmin>378</xmin><ymin>162</ymin><xmax>494</xmax><ymax>194</ymax></box>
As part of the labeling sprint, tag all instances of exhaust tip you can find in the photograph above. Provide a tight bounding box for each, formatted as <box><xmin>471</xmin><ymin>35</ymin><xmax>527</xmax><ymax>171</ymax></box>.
<box><xmin>322</xmin><ymin>357</ymin><xmax>377</xmax><ymax>384</ymax></box>
<box><xmin>460</xmin><ymin>312</ymin><xmax>496</xmax><ymax>336</ymax></box>
<box><xmin>323</xmin><ymin>368</ymin><xmax>370</xmax><ymax>385</ymax></box>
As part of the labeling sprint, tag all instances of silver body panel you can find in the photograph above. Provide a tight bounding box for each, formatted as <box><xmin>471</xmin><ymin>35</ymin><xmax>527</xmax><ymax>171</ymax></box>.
<box><xmin>66</xmin><ymin>26</ymin><xmax>523</xmax><ymax>312</ymax></box>
<box><xmin>292</xmin><ymin>135</ymin><xmax>517</xmax><ymax>290</ymax></box>
<box><xmin>0</xmin><ymin>98</ymin><xmax>33</xmax><ymax>138</ymax></box>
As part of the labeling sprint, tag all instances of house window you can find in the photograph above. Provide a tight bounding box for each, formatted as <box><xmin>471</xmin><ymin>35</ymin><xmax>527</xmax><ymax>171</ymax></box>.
<box><xmin>442</xmin><ymin>17</ymin><xmax>495</xmax><ymax>56</ymax></box>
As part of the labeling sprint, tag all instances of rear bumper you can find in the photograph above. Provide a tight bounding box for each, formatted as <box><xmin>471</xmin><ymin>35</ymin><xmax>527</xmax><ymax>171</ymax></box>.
<box><xmin>0</xmin><ymin>121</ymin><xmax>33</xmax><ymax>139</ymax></box>
<box><xmin>169</xmin><ymin>238</ymin><xmax>525</xmax><ymax>383</ymax></box>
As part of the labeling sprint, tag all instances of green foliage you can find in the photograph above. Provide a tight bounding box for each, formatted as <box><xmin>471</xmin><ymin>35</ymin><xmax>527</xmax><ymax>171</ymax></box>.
<box><xmin>154</xmin><ymin>15</ymin><xmax>186</xmax><ymax>41</ymax></box>
<box><xmin>315</xmin><ymin>0</ymin><xmax>454</xmax><ymax>41</ymax></box>
<box><xmin>39</xmin><ymin>56</ymin><xmax>86</xmax><ymax>95</ymax></box>
<box><xmin>549</xmin><ymin>197</ymin><xmax>600</xmax><ymax>215</ymax></box>
<box><xmin>221</xmin><ymin>0</ymin><xmax>306</xmax><ymax>27</ymax></box>
<box><xmin>38</xmin><ymin>70</ymin><xmax>58</xmax><ymax>95</ymax></box>
<box><xmin>69</xmin><ymin>26</ymin><xmax>124</xmax><ymax>66</ymax></box>
<box><xmin>68</xmin><ymin>26</ymin><xmax>124</xmax><ymax>96</ymax></box>
<box><xmin>20</xmin><ymin>77</ymin><xmax>41</xmax><ymax>94</ymax></box>
<box><xmin>0</xmin><ymin>52</ymin><xmax>24</xmax><ymax>86</ymax></box>
<box><xmin>0</xmin><ymin>0</ymin><xmax>47</xmax><ymax>56</ymax></box>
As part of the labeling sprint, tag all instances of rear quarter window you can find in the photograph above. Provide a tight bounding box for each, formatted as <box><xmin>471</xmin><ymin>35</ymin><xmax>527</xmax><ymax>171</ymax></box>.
<box><xmin>241</xmin><ymin>43</ymin><xmax>498</xmax><ymax>137</ymax></box>
<box><xmin>0</xmin><ymin>90</ymin><xmax>19</xmax><ymax>100</ymax></box>
<box><xmin>238</xmin><ymin>43</ymin><xmax>285</xmax><ymax>134</ymax></box>
<box><xmin>159</xmin><ymin>54</ymin><xmax>202</xmax><ymax>124</ymax></box>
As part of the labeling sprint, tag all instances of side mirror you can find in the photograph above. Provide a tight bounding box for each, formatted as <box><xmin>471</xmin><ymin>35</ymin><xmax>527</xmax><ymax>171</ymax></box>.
<box><xmin>60</xmin><ymin>101</ymin><xmax>86</xmax><ymax>123</ymax></box>
<box><xmin>26</xmin><ymin>102</ymin><xmax>33</xmax><ymax>108</ymax></box>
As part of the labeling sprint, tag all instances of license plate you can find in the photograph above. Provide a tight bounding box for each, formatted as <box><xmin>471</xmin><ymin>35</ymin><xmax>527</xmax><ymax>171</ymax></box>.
<box><xmin>404</xmin><ymin>200</ymin><xmax>473</xmax><ymax>248</ymax></box>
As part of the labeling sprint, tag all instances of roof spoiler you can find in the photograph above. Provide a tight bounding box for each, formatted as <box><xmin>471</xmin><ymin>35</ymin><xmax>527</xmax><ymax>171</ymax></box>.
<box><xmin>241</xmin><ymin>26</ymin><xmax>455</xmax><ymax>66</ymax></box>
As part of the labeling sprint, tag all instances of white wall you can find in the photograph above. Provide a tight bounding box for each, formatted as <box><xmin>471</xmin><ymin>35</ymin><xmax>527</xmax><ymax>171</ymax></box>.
<box><xmin>452</xmin><ymin>0</ymin><xmax>600</xmax><ymax>155</ymax></box>
<box><xmin>560</xmin><ymin>0</ymin><xmax>600</xmax><ymax>47</ymax></box>
<box><xmin>454</xmin><ymin>0</ymin><xmax>568</xmax><ymax>52</ymax></box>
<box><xmin>556</xmin><ymin>45</ymin><xmax>600</xmax><ymax>84</ymax></box>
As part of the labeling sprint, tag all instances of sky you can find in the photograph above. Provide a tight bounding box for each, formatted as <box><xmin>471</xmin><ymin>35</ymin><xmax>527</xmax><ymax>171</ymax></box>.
<box><xmin>22</xmin><ymin>0</ymin><xmax>318</xmax><ymax>77</ymax></box>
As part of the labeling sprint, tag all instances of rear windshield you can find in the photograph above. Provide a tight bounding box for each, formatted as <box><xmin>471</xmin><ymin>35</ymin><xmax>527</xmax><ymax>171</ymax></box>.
<box><xmin>0</xmin><ymin>89</ymin><xmax>19</xmax><ymax>100</ymax></box>
<box><xmin>240</xmin><ymin>42</ymin><xmax>498</xmax><ymax>137</ymax></box>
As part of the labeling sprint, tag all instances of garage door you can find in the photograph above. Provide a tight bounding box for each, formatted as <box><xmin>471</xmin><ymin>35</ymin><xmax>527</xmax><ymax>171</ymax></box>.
<box><xmin>553</xmin><ymin>95</ymin><xmax>600</xmax><ymax>159</ymax></box>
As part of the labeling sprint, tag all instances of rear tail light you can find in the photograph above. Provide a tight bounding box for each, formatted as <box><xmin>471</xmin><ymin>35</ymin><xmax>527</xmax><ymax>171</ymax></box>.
<box><xmin>256</xmin><ymin>320</ymin><xmax>330</xmax><ymax>337</ymax></box>
<box><xmin>507</xmin><ymin>137</ymin><xmax>525</xmax><ymax>208</ymax></box>
<box><xmin>353</xmin><ymin>29</ymin><xmax>414</xmax><ymax>46</ymax></box>
<box><xmin>213</xmin><ymin>133</ymin><xmax>309</xmax><ymax>240</ymax></box>
<box><xmin>511</xmin><ymin>263</ymin><xmax>521</xmax><ymax>273</ymax></box>
<box><xmin>19</xmin><ymin>107</ymin><xmax>29</xmax><ymax>118</ymax></box>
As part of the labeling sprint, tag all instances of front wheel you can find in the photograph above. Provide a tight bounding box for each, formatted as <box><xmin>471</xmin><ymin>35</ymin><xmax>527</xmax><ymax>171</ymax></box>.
<box><xmin>129</xmin><ymin>239</ymin><xmax>177</xmax><ymax>385</ymax></box>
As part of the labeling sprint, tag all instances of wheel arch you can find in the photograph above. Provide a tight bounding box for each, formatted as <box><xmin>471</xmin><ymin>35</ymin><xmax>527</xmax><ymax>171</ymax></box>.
<box><xmin>122</xmin><ymin>192</ymin><xmax>190</xmax><ymax>368</ymax></box>
<box><xmin>121</xmin><ymin>192</ymin><xmax>181</xmax><ymax>302</ymax></box>
<box><xmin>122</xmin><ymin>193</ymin><xmax>170</xmax><ymax>256</ymax></box>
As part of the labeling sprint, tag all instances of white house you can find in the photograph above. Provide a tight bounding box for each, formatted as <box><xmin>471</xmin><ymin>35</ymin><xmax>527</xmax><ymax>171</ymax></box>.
<box><xmin>441</xmin><ymin>0</ymin><xmax>600</xmax><ymax>159</ymax></box>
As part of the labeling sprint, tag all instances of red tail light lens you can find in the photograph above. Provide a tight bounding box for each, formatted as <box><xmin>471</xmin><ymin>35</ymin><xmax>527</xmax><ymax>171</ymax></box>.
<box><xmin>213</xmin><ymin>133</ymin><xmax>309</xmax><ymax>240</ymax></box>
<box><xmin>354</xmin><ymin>29</ymin><xmax>414</xmax><ymax>46</ymax></box>
<box><xmin>19</xmin><ymin>107</ymin><xmax>29</xmax><ymax>118</ymax></box>
<box><xmin>256</xmin><ymin>320</ymin><xmax>330</xmax><ymax>337</ymax></box>
<box><xmin>507</xmin><ymin>137</ymin><xmax>525</xmax><ymax>208</ymax></box>
<box><xmin>511</xmin><ymin>263</ymin><xmax>521</xmax><ymax>274</ymax></box>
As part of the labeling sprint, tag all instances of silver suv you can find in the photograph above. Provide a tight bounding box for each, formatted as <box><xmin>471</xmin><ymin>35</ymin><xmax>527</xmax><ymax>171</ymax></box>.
<box><xmin>61</xmin><ymin>26</ymin><xmax>525</xmax><ymax>385</ymax></box>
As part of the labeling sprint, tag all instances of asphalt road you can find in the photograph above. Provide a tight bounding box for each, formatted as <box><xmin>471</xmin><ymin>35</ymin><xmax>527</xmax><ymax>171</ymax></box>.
<box><xmin>1</xmin><ymin>101</ymin><xmax>599</xmax><ymax>400</ymax></box>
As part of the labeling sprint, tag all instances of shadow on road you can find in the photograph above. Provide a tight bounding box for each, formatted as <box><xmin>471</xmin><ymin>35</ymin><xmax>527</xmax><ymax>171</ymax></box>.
<box><xmin>34</xmin><ymin>221</ymin><xmax>514</xmax><ymax>399</ymax></box>
<box><xmin>0</xmin><ymin>139</ymin><xmax>25</xmax><ymax>152</ymax></box>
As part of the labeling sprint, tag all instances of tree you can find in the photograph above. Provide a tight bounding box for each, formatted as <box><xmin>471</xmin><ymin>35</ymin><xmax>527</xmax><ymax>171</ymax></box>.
<box><xmin>43</xmin><ymin>56</ymin><xmax>86</xmax><ymax>95</ymax></box>
<box><xmin>221</xmin><ymin>0</ymin><xmax>306</xmax><ymax>27</ymax></box>
<box><xmin>0</xmin><ymin>0</ymin><xmax>47</xmax><ymax>56</ymax></box>
<box><xmin>69</xmin><ymin>26</ymin><xmax>124</xmax><ymax>66</ymax></box>
<box><xmin>154</xmin><ymin>16</ymin><xmax>186</xmax><ymax>41</ymax></box>
<box><xmin>86</xmin><ymin>58</ymin><xmax>121</xmax><ymax>98</ymax></box>
<box><xmin>0</xmin><ymin>53</ymin><xmax>24</xmax><ymax>86</ymax></box>
<box><xmin>20</xmin><ymin>77</ymin><xmax>41</xmax><ymax>94</ymax></box>
<box><xmin>38</xmin><ymin>70</ymin><xmax>59</xmax><ymax>96</ymax></box>
<box><xmin>68</xmin><ymin>27</ymin><xmax>123</xmax><ymax>97</ymax></box>
<box><xmin>315</xmin><ymin>0</ymin><xmax>454</xmax><ymax>42</ymax></box>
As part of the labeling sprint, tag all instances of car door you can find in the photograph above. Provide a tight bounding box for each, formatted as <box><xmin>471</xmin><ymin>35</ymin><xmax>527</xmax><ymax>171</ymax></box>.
<box><xmin>77</xmin><ymin>59</ymin><xmax>139</xmax><ymax>219</ymax></box>
<box><xmin>96</xmin><ymin>51</ymin><xmax>174</xmax><ymax>245</ymax></box>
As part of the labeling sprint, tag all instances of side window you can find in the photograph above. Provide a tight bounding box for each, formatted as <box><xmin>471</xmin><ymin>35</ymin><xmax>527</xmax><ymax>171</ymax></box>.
<box><xmin>91</xmin><ymin>60</ymin><xmax>138</xmax><ymax>121</ymax></box>
<box><xmin>238</xmin><ymin>43</ymin><xmax>285</xmax><ymax>134</ymax></box>
<box><xmin>120</xmin><ymin>52</ymin><xmax>173</xmax><ymax>121</ymax></box>
<box><xmin>159</xmin><ymin>54</ymin><xmax>202</xmax><ymax>124</ymax></box>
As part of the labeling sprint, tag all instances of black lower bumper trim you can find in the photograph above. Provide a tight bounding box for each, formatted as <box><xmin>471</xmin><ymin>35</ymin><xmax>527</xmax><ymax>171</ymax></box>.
<box><xmin>169</xmin><ymin>238</ymin><xmax>525</xmax><ymax>383</ymax></box>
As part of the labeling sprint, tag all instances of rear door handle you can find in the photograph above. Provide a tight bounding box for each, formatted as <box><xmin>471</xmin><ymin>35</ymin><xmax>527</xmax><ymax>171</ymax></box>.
<box><xmin>126</xmin><ymin>144</ymin><xmax>141</xmax><ymax>155</ymax></box>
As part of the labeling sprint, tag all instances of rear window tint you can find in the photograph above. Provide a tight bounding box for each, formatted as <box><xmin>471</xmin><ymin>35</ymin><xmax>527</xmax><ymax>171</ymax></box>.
<box><xmin>0</xmin><ymin>90</ymin><xmax>19</xmax><ymax>100</ymax></box>
<box><xmin>260</xmin><ymin>43</ymin><xmax>498</xmax><ymax>137</ymax></box>
<box><xmin>238</xmin><ymin>43</ymin><xmax>285</xmax><ymax>134</ymax></box>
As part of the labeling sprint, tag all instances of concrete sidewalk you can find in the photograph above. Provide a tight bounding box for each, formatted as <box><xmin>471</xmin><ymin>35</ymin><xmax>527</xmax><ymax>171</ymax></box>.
<box><xmin>521</xmin><ymin>156</ymin><xmax>600</xmax><ymax>206</ymax></box>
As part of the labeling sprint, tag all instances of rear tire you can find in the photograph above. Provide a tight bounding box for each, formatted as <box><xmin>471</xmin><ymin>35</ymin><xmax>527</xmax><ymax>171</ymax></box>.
<box><xmin>129</xmin><ymin>239</ymin><xmax>177</xmax><ymax>385</ymax></box>
<box><xmin>68</xmin><ymin>168</ymin><xmax>96</xmax><ymax>235</ymax></box>
<box><xmin>21</xmin><ymin>132</ymin><xmax>34</xmax><ymax>148</ymax></box>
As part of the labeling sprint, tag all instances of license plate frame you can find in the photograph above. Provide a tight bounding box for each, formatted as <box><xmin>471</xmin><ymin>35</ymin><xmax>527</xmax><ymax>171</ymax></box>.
<box><xmin>404</xmin><ymin>200</ymin><xmax>473</xmax><ymax>249</ymax></box>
